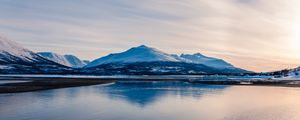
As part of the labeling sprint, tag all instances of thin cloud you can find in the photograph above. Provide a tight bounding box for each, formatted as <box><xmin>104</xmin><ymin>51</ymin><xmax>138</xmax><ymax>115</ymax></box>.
<box><xmin>0</xmin><ymin>0</ymin><xmax>299</xmax><ymax>72</ymax></box>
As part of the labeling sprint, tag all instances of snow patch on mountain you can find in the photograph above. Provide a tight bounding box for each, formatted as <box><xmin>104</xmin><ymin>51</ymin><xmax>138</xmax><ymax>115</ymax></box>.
<box><xmin>38</xmin><ymin>52</ymin><xmax>87</xmax><ymax>68</ymax></box>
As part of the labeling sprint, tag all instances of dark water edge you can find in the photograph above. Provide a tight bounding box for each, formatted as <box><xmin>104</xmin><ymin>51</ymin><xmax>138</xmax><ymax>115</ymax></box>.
<box><xmin>0</xmin><ymin>77</ymin><xmax>115</xmax><ymax>93</ymax></box>
<box><xmin>0</xmin><ymin>75</ymin><xmax>300</xmax><ymax>94</ymax></box>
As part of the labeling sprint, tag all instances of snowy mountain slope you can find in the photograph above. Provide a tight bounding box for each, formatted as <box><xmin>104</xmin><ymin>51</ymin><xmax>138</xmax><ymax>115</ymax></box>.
<box><xmin>0</xmin><ymin>36</ymin><xmax>53</xmax><ymax>64</ymax></box>
<box><xmin>0</xmin><ymin>36</ymin><xmax>40</xmax><ymax>62</ymax></box>
<box><xmin>0</xmin><ymin>36</ymin><xmax>71</xmax><ymax>74</ymax></box>
<box><xmin>37</xmin><ymin>52</ymin><xmax>70</xmax><ymax>66</ymax></box>
<box><xmin>64</xmin><ymin>55</ymin><xmax>87</xmax><ymax>68</ymax></box>
<box><xmin>180</xmin><ymin>53</ymin><xmax>234</xmax><ymax>69</ymax></box>
<box><xmin>285</xmin><ymin>67</ymin><xmax>300</xmax><ymax>79</ymax></box>
<box><xmin>37</xmin><ymin>52</ymin><xmax>87</xmax><ymax>68</ymax></box>
<box><xmin>268</xmin><ymin>66</ymin><xmax>300</xmax><ymax>80</ymax></box>
<box><xmin>86</xmin><ymin>45</ymin><xmax>180</xmax><ymax>68</ymax></box>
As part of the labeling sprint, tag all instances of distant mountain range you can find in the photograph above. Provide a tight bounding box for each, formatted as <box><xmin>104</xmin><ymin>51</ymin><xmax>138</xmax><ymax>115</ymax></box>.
<box><xmin>0</xmin><ymin>36</ymin><xmax>250</xmax><ymax>75</ymax></box>
<box><xmin>37</xmin><ymin>52</ymin><xmax>89</xmax><ymax>68</ymax></box>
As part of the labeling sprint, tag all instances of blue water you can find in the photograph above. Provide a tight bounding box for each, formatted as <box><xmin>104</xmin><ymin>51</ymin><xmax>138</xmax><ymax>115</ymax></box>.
<box><xmin>1</xmin><ymin>81</ymin><xmax>300</xmax><ymax>120</ymax></box>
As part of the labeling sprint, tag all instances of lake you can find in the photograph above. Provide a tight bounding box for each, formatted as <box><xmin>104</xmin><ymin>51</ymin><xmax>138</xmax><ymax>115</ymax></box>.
<box><xmin>1</xmin><ymin>81</ymin><xmax>300</xmax><ymax>120</ymax></box>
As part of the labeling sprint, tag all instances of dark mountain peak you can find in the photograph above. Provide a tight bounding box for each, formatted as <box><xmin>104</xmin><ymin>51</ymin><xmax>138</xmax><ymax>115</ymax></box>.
<box><xmin>180</xmin><ymin>53</ymin><xmax>206</xmax><ymax>58</ymax></box>
<box><xmin>137</xmin><ymin>45</ymin><xmax>148</xmax><ymax>48</ymax></box>
<box><xmin>132</xmin><ymin>45</ymin><xmax>154</xmax><ymax>50</ymax></box>
<box><xmin>193</xmin><ymin>53</ymin><xmax>205</xmax><ymax>57</ymax></box>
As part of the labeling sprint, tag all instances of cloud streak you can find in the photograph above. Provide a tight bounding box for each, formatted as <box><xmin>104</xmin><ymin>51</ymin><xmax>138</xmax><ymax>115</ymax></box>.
<box><xmin>0</xmin><ymin>0</ymin><xmax>300</xmax><ymax>72</ymax></box>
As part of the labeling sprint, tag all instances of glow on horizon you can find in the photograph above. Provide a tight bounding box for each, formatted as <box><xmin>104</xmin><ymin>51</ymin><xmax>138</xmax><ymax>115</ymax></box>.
<box><xmin>0</xmin><ymin>0</ymin><xmax>300</xmax><ymax>72</ymax></box>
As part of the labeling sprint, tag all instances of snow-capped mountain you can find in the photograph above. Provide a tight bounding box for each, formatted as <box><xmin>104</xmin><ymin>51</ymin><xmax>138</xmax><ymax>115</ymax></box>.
<box><xmin>86</xmin><ymin>45</ymin><xmax>180</xmax><ymax>68</ymax></box>
<box><xmin>84</xmin><ymin>45</ymin><xmax>249</xmax><ymax>74</ymax></box>
<box><xmin>86</xmin><ymin>45</ymin><xmax>238</xmax><ymax>69</ymax></box>
<box><xmin>38</xmin><ymin>52</ymin><xmax>87</xmax><ymax>68</ymax></box>
<box><xmin>0</xmin><ymin>36</ymin><xmax>70</xmax><ymax>74</ymax></box>
<box><xmin>180</xmin><ymin>53</ymin><xmax>234</xmax><ymax>69</ymax></box>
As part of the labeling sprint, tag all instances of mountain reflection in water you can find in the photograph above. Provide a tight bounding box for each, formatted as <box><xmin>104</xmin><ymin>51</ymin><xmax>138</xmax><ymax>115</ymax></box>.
<box><xmin>96</xmin><ymin>81</ymin><xmax>228</xmax><ymax>106</ymax></box>
<box><xmin>1</xmin><ymin>81</ymin><xmax>300</xmax><ymax>120</ymax></box>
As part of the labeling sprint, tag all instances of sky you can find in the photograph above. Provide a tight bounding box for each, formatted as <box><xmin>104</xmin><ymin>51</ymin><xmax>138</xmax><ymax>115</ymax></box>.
<box><xmin>0</xmin><ymin>0</ymin><xmax>300</xmax><ymax>72</ymax></box>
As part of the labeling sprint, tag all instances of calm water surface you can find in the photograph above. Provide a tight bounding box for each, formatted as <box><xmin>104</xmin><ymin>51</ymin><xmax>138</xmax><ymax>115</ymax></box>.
<box><xmin>1</xmin><ymin>81</ymin><xmax>300</xmax><ymax>120</ymax></box>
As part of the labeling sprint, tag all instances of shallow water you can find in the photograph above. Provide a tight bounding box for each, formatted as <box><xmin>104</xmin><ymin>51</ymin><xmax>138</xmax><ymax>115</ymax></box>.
<box><xmin>0</xmin><ymin>80</ymin><xmax>29</xmax><ymax>85</ymax></box>
<box><xmin>1</xmin><ymin>81</ymin><xmax>300</xmax><ymax>120</ymax></box>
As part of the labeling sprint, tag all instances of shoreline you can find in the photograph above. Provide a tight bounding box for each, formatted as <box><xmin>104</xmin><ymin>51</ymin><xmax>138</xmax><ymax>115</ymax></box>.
<box><xmin>0</xmin><ymin>77</ymin><xmax>116</xmax><ymax>94</ymax></box>
<box><xmin>188</xmin><ymin>80</ymin><xmax>300</xmax><ymax>88</ymax></box>
<box><xmin>1</xmin><ymin>76</ymin><xmax>300</xmax><ymax>94</ymax></box>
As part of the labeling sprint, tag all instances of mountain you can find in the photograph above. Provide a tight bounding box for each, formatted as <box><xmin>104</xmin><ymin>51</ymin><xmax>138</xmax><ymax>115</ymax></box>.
<box><xmin>38</xmin><ymin>52</ymin><xmax>87</xmax><ymax>68</ymax></box>
<box><xmin>0</xmin><ymin>37</ymin><xmax>248</xmax><ymax>75</ymax></box>
<box><xmin>86</xmin><ymin>45</ymin><xmax>180</xmax><ymax>68</ymax></box>
<box><xmin>180</xmin><ymin>53</ymin><xmax>234</xmax><ymax>69</ymax></box>
<box><xmin>85</xmin><ymin>45</ymin><xmax>248</xmax><ymax>74</ymax></box>
<box><xmin>83</xmin><ymin>61</ymin><xmax>247</xmax><ymax>75</ymax></box>
<box><xmin>87</xmin><ymin>45</ymin><xmax>237</xmax><ymax>69</ymax></box>
<box><xmin>0</xmin><ymin>36</ymin><xmax>70</xmax><ymax>74</ymax></box>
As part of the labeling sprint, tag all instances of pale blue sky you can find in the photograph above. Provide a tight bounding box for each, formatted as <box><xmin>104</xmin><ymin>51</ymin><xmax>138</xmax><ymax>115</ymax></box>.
<box><xmin>1</xmin><ymin>0</ymin><xmax>300</xmax><ymax>72</ymax></box>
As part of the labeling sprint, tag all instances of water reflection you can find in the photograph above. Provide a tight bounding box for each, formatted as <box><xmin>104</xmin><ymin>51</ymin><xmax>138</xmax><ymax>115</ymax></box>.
<box><xmin>1</xmin><ymin>81</ymin><xmax>300</xmax><ymax>120</ymax></box>
<box><xmin>96</xmin><ymin>81</ymin><xmax>228</xmax><ymax>107</ymax></box>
